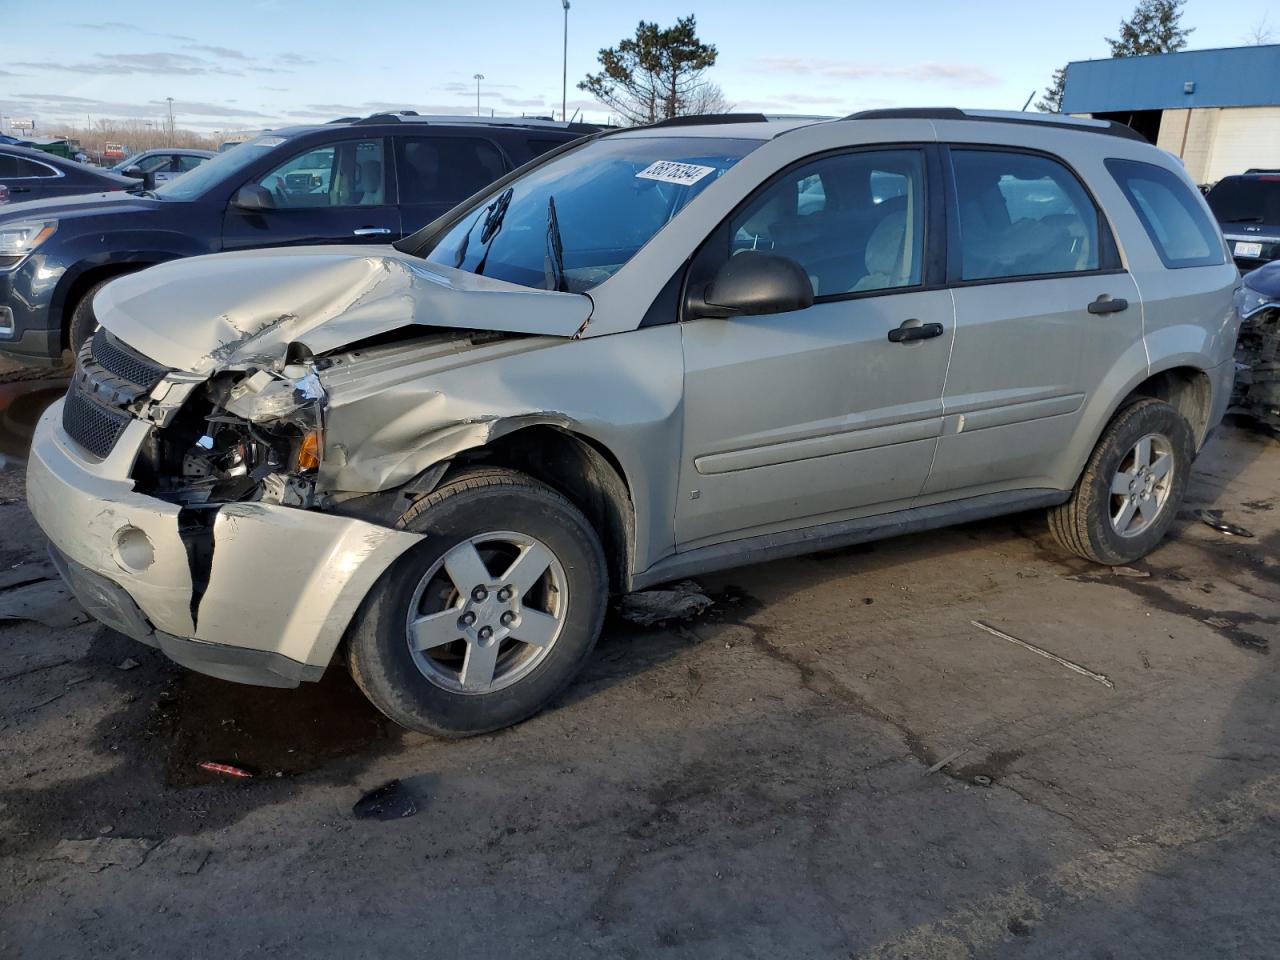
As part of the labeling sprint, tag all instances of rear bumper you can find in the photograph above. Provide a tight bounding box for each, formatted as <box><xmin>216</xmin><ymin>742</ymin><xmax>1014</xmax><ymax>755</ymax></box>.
<box><xmin>27</xmin><ymin>399</ymin><xmax>424</xmax><ymax>685</ymax></box>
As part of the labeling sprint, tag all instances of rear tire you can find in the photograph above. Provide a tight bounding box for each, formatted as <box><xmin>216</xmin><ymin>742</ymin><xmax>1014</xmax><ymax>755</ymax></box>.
<box><xmin>68</xmin><ymin>280</ymin><xmax>112</xmax><ymax>357</ymax></box>
<box><xmin>347</xmin><ymin>467</ymin><xmax>608</xmax><ymax>737</ymax></box>
<box><xmin>1048</xmin><ymin>398</ymin><xmax>1194</xmax><ymax>565</ymax></box>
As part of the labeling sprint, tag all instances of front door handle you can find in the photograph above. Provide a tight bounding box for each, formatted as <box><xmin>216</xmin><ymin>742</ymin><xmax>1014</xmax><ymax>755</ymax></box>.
<box><xmin>353</xmin><ymin>227</ymin><xmax>392</xmax><ymax>236</ymax></box>
<box><xmin>1087</xmin><ymin>295</ymin><xmax>1129</xmax><ymax>315</ymax></box>
<box><xmin>887</xmin><ymin>320</ymin><xmax>944</xmax><ymax>343</ymax></box>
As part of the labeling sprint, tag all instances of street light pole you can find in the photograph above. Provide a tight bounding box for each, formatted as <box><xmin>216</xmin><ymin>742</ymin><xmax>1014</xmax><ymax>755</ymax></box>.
<box><xmin>473</xmin><ymin>74</ymin><xmax>484</xmax><ymax>117</ymax></box>
<box><xmin>561</xmin><ymin>0</ymin><xmax>570</xmax><ymax>122</ymax></box>
<box><xmin>165</xmin><ymin>96</ymin><xmax>174</xmax><ymax>145</ymax></box>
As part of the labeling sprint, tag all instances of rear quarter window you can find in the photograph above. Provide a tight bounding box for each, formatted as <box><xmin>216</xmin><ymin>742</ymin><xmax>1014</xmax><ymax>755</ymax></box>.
<box><xmin>1105</xmin><ymin>158</ymin><xmax>1225</xmax><ymax>269</ymax></box>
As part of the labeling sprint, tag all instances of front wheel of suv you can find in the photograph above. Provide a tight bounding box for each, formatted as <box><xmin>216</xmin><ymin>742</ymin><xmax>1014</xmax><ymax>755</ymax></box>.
<box><xmin>1048</xmin><ymin>398</ymin><xmax>1194</xmax><ymax>565</ymax></box>
<box><xmin>347</xmin><ymin>467</ymin><xmax>609</xmax><ymax>737</ymax></box>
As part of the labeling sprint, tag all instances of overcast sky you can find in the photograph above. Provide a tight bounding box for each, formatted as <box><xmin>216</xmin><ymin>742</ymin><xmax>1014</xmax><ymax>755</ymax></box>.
<box><xmin>1</xmin><ymin>0</ymin><xmax>1276</xmax><ymax>133</ymax></box>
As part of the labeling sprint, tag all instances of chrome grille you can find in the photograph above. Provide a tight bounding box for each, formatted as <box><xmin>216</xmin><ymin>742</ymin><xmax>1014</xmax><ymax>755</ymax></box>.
<box><xmin>90</xmin><ymin>329</ymin><xmax>169</xmax><ymax>392</ymax></box>
<box><xmin>62</xmin><ymin>383</ymin><xmax>131</xmax><ymax>459</ymax></box>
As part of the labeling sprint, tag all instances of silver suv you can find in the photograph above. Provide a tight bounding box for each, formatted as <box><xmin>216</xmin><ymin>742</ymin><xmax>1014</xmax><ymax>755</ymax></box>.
<box><xmin>28</xmin><ymin>109</ymin><xmax>1240</xmax><ymax>735</ymax></box>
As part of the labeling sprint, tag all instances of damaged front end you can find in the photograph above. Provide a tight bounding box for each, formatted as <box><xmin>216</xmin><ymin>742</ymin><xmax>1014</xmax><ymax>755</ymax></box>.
<box><xmin>131</xmin><ymin>353</ymin><xmax>329</xmax><ymax>509</ymax></box>
<box><xmin>1231</xmin><ymin>284</ymin><xmax>1280</xmax><ymax>433</ymax></box>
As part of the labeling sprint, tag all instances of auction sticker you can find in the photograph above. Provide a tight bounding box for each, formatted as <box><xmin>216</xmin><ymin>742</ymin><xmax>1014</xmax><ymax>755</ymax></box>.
<box><xmin>636</xmin><ymin>161</ymin><xmax>716</xmax><ymax>186</ymax></box>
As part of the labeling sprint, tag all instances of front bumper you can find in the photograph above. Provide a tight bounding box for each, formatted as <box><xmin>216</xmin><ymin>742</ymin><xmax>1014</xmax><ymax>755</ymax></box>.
<box><xmin>27</xmin><ymin>399</ymin><xmax>423</xmax><ymax>685</ymax></box>
<box><xmin>0</xmin><ymin>256</ymin><xmax>65</xmax><ymax>366</ymax></box>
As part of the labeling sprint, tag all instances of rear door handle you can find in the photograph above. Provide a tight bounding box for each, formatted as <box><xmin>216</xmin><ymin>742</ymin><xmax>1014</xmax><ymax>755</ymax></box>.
<box><xmin>1087</xmin><ymin>295</ymin><xmax>1129</xmax><ymax>315</ymax></box>
<box><xmin>887</xmin><ymin>320</ymin><xmax>944</xmax><ymax>343</ymax></box>
<box><xmin>353</xmin><ymin>227</ymin><xmax>392</xmax><ymax>236</ymax></box>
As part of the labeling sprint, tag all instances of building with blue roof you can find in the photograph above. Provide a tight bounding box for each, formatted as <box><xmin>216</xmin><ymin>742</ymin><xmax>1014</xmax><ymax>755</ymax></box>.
<box><xmin>1062</xmin><ymin>44</ymin><xmax>1280</xmax><ymax>184</ymax></box>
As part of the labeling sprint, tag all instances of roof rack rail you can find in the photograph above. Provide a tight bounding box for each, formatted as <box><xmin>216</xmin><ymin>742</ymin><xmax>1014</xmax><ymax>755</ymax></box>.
<box><xmin>843</xmin><ymin>107</ymin><xmax>1149</xmax><ymax>143</ymax></box>
<box><xmin>643</xmin><ymin>113</ymin><xmax>769</xmax><ymax>128</ymax></box>
<box><xmin>328</xmin><ymin>116</ymin><xmax>361</xmax><ymax>124</ymax></box>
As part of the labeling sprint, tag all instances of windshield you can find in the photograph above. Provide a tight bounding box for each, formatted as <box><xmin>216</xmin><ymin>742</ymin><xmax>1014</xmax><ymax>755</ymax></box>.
<box><xmin>1206</xmin><ymin>177</ymin><xmax>1280</xmax><ymax>225</ymax></box>
<box><xmin>417</xmin><ymin>135</ymin><xmax>762</xmax><ymax>291</ymax></box>
<box><xmin>155</xmin><ymin>135</ymin><xmax>289</xmax><ymax>200</ymax></box>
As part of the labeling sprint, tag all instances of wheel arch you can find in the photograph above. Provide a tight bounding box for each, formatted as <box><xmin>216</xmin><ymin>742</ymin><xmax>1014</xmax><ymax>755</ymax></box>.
<box><xmin>1119</xmin><ymin>364</ymin><xmax>1215</xmax><ymax>449</ymax></box>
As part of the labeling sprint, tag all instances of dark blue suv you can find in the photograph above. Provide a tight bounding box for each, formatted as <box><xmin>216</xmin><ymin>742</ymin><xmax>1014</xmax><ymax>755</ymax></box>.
<box><xmin>0</xmin><ymin>114</ymin><xmax>598</xmax><ymax>365</ymax></box>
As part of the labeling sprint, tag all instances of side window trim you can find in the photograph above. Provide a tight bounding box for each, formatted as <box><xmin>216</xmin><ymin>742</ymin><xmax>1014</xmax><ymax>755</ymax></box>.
<box><xmin>679</xmin><ymin>142</ymin><xmax>942</xmax><ymax>321</ymax></box>
<box><xmin>940</xmin><ymin>143</ymin><xmax>1124</xmax><ymax>287</ymax></box>
<box><xmin>4</xmin><ymin>157</ymin><xmax>64</xmax><ymax>180</ymax></box>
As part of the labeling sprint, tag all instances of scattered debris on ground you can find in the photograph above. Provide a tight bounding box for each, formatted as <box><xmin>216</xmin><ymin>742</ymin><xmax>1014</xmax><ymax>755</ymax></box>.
<box><xmin>1192</xmin><ymin>509</ymin><xmax>1255</xmax><ymax>538</ymax></box>
<box><xmin>617</xmin><ymin>580</ymin><xmax>714</xmax><ymax>626</ymax></box>
<box><xmin>1109</xmin><ymin>566</ymin><xmax>1150</xmax><ymax>578</ymax></box>
<box><xmin>196</xmin><ymin>761</ymin><xmax>254</xmax><ymax>779</ymax></box>
<box><xmin>0</xmin><ymin>579</ymin><xmax>88</xmax><ymax>628</ymax></box>
<box><xmin>352</xmin><ymin>780</ymin><xmax>418</xmax><ymax>821</ymax></box>
<box><xmin>971</xmin><ymin>620</ymin><xmax>1115</xmax><ymax>689</ymax></box>
<box><xmin>115</xmin><ymin>658</ymin><xmax>140</xmax><ymax>672</ymax></box>
<box><xmin>41</xmin><ymin>838</ymin><xmax>158</xmax><ymax>873</ymax></box>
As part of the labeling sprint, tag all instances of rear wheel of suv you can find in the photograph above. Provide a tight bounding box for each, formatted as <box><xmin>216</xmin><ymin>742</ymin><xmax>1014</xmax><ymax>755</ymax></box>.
<box><xmin>347</xmin><ymin>467</ymin><xmax>608</xmax><ymax>737</ymax></box>
<box><xmin>1048</xmin><ymin>398</ymin><xmax>1194</xmax><ymax>565</ymax></box>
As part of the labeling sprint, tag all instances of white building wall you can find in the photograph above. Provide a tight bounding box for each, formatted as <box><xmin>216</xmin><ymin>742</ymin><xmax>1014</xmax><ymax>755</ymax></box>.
<box><xmin>1158</xmin><ymin>107</ymin><xmax>1280</xmax><ymax>183</ymax></box>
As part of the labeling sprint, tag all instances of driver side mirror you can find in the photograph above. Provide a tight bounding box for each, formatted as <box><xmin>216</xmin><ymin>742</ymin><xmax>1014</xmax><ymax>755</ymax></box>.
<box><xmin>232</xmin><ymin>183</ymin><xmax>275</xmax><ymax>212</ymax></box>
<box><xmin>687</xmin><ymin>251</ymin><xmax>814</xmax><ymax>320</ymax></box>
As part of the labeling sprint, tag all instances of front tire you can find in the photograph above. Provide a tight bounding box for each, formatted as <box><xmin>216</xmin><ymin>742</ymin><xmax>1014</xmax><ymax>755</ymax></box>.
<box><xmin>1048</xmin><ymin>398</ymin><xmax>1194</xmax><ymax>565</ymax></box>
<box><xmin>347</xmin><ymin>467</ymin><xmax>608</xmax><ymax>736</ymax></box>
<box><xmin>68</xmin><ymin>280</ymin><xmax>113</xmax><ymax>357</ymax></box>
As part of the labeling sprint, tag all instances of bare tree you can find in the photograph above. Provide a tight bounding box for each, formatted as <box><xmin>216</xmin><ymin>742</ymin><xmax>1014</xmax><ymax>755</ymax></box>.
<box><xmin>1242</xmin><ymin>15</ymin><xmax>1273</xmax><ymax>45</ymax></box>
<box><xmin>685</xmin><ymin>81</ymin><xmax>732</xmax><ymax>115</ymax></box>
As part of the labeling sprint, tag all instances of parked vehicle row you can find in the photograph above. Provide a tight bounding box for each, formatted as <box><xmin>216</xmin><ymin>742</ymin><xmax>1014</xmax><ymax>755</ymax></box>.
<box><xmin>109</xmin><ymin>148</ymin><xmax>216</xmax><ymax>185</ymax></box>
<box><xmin>22</xmin><ymin>108</ymin><xmax>1239</xmax><ymax>736</ymax></box>
<box><xmin>0</xmin><ymin>114</ymin><xmax>598</xmax><ymax>364</ymax></box>
<box><xmin>0</xmin><ymin>144</ymin><xmax>138</xmax><ymax>206</ymax></box>
<box><xmin>1205</xmin><ymin>169</ymin><xmax>1280</xmax><ymax>271</ymax></box>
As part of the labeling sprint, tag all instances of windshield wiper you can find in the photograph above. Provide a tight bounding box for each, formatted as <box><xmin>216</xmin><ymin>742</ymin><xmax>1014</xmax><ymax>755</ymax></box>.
<box><xmin>544</xmin><ymin>195</ymin><xmax>567</xmax><ymax>293</ymax></box>
<box><xmin>452</xmin><ymin>187</ymin><xmax>514</xmax><ymax>269</ymax></box>
<box><xmin>1222</xmin><ymin>216</ymin><xmax>1265</xmax><ymax>223</ymax></box>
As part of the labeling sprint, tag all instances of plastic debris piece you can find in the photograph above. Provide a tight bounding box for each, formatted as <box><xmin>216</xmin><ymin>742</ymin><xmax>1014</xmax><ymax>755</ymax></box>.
<box><xmin>972</xmin><ymin>775</ymin><xmax>993</xmax><ymax>787</ymax></box>
<box><xmin>1109</xmin><ymin>566</ymin><xmax>1150</xmax><ymax>578</ymax></box>
<box><xmin>352</xmin><ymin>779</ymin><xmax>418</xmax><ymax>820</ymax></box>
<box><xmin>1192</xmin><ymin>509</ymin><xmax>1255</xmax><ymax>538</ymax></box>
<box><xmin>116</xmin><ymin>658</ymin><xmax>140</xmax><ymax>671</ymax></box>
<box><xmin>197</xmin><ymin>761</ymin><xmax>254</xmax><ymax>779</ymax></box>
<box><xmin>971</xmin><ymin>620</ymin><xmax>1115</xmax><ymax>689</ymax></box>
<box><xmin>618</xmin><ymin>580</ymin><xmax>713</xmax><ymax>626</ymax></box>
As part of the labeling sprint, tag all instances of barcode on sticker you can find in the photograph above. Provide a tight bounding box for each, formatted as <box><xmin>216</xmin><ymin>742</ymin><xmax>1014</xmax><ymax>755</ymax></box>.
<box><xmin>635</xmin><ymin>161</ymin><xmax>716</xmax><ymax>186</ymax></box>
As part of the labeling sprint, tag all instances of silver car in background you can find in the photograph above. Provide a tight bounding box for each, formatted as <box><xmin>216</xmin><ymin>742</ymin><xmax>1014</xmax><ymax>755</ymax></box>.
<box><xmin>111</xmin><ymin>148</ymin><xmax>216</xmax><ymax>184</ymax></box>
<box><xmin>27</xmin><ymin>109</ymin><xmax>1239</xmax><ymax>735</ymax></box>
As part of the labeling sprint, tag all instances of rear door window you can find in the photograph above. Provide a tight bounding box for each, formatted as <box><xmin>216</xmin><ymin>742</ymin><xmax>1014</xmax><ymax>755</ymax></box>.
<box><xmin>0</xmin><ymin>154</ymin><xmax>58</xmax><ymax>178</ymax></box>
<box><xmin>950</xmin><ymin>149</ymin><xmax>1101</xmax><ymax>281</ymax></box>
<box><xmin>396</xmin><ymin>136</ymin><xmax>509</xmax><ymax>206</ymax></box>
<box><xmin>1105</xmin><ymin>159</ymin><xmax>1225</xmax><ymax>269</ymax></box>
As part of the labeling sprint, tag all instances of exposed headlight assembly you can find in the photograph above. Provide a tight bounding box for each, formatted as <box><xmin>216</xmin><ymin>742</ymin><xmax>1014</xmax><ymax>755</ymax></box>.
<box><xmin>0</xmin><ymin>218</ymin><xmax>57</xmax><ymax>269</ymax></box>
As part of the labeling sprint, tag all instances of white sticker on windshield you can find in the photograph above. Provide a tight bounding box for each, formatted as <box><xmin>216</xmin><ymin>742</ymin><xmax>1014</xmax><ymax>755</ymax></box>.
<box><xmin>635</xmin><ymin>160</ymin><xmax>716</xmax><ymax>186</ymax></box>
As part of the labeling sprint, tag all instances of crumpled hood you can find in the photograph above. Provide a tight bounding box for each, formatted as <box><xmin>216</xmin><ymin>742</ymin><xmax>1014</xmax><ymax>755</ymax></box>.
<box><xmin>1243</xmin><ymin>259</ymin><xmax>1280</xmax><ymax>301</ymax></box>
<box><xmin>95</xmin><ymin>244</ymin><xmax>594</xmax><ymax>374</ymax></box>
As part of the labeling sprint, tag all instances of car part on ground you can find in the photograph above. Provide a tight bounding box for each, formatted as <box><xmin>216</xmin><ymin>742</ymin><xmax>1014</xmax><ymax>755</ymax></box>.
<box><xmin>26</xmin><ymin>109</ymin><xmax>1239</xmax><ymax>736</ymax></box>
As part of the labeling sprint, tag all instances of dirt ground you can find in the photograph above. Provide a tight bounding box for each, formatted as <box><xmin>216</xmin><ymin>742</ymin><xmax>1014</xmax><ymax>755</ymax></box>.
<box><xmin>2</xmin><ymin>354</ymin><xmax>1279</xmax><ymax>959</ymax></box>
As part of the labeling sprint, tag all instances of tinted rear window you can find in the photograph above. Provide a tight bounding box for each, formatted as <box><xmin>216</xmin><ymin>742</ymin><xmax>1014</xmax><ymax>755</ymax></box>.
<box><xmin>1105</xmin><ymin>159</ymin><xmax>1225</xmax><ymax>269</ymax></box>
<box><xmin>1206</xmin><ymin>177</ymin><xmax>1280</xmax><ymax>226</ymax></box>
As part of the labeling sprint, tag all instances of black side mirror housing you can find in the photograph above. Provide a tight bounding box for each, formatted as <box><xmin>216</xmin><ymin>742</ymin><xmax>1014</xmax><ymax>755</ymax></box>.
<box><xmin>688</xmin><ymin>251</ymin><xmax>814</xmax><ymax>320</ymax></box>
<box><xmin>122</xmin><ymin>166</ymin><xmax>157</xmax><ymax>190</ymax></box>
<box><xmin>232</xmin><ymin>183</ymin><xmax>275</xmax><ymax>211</ymax></box>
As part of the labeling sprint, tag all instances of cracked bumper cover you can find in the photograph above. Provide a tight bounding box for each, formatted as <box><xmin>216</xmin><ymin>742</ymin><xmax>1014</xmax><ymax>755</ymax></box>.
<box><xmin>27</xmin><ymin>399</ymin><xmax>424</xmax><ymax>686</ymax></box>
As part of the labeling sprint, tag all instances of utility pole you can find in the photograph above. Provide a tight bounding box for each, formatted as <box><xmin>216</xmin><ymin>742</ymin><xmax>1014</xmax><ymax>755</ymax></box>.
<box><xmin>166</xmin><ymin>97</ymin><xmax>175</xmax><ymax>144</ymax></box>
<box><xmin>561</xmin><ymin>0</ymin><xmax>570</xmax><ymax>122</ymax></box>
<box><xmin>473</xmin><ymin>74</ymin><xmax>484</xmax><ymax>116</ymax></box>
